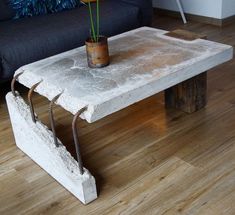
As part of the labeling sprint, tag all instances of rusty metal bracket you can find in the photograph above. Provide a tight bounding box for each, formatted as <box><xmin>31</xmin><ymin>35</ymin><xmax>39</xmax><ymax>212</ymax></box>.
<box><xmin>72</xmin><ymin>107</ymin><xmax>88</xmax><ymax>175</ymax></box>
<box><xmin>28</xmin><ymin>81</ymin><xmax>42</xmax><ymax>123</ymax></box>
<box><xmin>11</xmin><ymin>72</ymin><xmax>23</xmax><ymax>97</ymax></box>
<box><xmin>49</xmin><ymin>93</ymin><xmax>62</xmax><ymax>147</ymax></box>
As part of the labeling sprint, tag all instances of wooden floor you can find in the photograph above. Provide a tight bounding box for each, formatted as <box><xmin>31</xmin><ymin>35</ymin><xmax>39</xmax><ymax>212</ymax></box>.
<box><xmin>1</xmin><ymin>15</ymin><xmax>235</xmax><ymax>215</ymax></box>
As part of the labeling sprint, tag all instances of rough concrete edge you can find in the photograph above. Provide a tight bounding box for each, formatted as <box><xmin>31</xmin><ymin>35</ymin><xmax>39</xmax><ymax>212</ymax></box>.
<box><xmin>6</xmin><ymin>92</ymin><xmax>97</xmax><ymax>204</ymax></box>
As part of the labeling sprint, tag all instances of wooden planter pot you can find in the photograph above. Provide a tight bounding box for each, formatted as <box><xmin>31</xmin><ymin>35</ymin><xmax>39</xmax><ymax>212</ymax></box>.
<box><xmin>85</xmin><ymin>36</ymin><xmax>110</xmax><ymax>68</ymax></box>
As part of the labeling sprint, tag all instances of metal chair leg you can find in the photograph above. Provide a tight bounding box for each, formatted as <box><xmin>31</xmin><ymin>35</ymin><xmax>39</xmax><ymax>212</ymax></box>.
<box><xmin>11</xmin><ymin>72</ymin><xmax>23</xmax><ymax>97</ymax></box>
<box><xmin>49</xmin><ymin>93</ymin><xmax>62</xmax><ymax>147</ymax></box>
<box><xmin>176</xmin><ymin>0</ymin><xmax>187</xmax><ymax>24</ymax></box>
<box><xmin>28</xmin><ymin>81</ymin><xmax>42</xmax><ymax>123</ymax></box>
<box><xmin>72</xmin><ymin>107</ymin><xmax>87</xmax><ymax>175</ymax></box>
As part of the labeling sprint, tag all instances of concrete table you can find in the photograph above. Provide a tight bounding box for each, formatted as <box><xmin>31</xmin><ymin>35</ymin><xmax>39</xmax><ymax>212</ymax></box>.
<box><xmin>6</xmin><ymin>27</ymin><xmax>233</xmax><ymax>204</ymax></box>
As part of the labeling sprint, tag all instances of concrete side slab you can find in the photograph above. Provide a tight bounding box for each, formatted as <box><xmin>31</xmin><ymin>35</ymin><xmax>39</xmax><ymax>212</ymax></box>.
<box><xmin>6</xmin><ymin>92</ymin><xmax>97</xmax><ymax>204</ymax></box>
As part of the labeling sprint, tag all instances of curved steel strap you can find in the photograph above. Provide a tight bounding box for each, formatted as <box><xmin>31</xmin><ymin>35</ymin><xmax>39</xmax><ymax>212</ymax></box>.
<box><xmin>49</xmin><ymin>93</ymin><xmax>62</xmax><ymax>147</ymax></box>
<box><xmin>72</xmin><ymin>107</ymin><xmax>88</xmax><ymax>175</ymax></box>
<box><xmin>28</xmin><ymin>81</ymin><xmax>42</xmax><ymax>123</ymax></box>
<box><xmin>11</xmin><ymin>72</ymin><xmax>24</xmax><ymax>97</ymax></box>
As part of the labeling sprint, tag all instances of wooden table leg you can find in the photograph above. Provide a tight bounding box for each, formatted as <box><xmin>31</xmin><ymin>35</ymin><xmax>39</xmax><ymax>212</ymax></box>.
<box><xmin>164</xmin><ymin>29</ymin><xmax>208</xmax><ymax>113</ymax></box>
<box><xmin>165</xmin><ymin>72</ymin><xmax>207</xmax><ymax>113</ymax></box>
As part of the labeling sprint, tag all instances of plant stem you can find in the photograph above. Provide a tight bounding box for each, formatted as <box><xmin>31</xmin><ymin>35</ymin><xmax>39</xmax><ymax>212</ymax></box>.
<box><xmin>96</xmin><ymin>0</ymin><xmax>99</xmax><ymax>42</ymax></box>
<box><xmin>88</xmin><ymin>2</ymin><xmax>96</xmax><ymax>42</ymax></box>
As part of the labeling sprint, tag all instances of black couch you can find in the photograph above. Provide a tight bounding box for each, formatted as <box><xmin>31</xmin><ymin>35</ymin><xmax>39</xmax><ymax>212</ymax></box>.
<box><xmin>0</xmin><ymin>0</ymin><xmax>152</xmax><ymax>82</ymax></box>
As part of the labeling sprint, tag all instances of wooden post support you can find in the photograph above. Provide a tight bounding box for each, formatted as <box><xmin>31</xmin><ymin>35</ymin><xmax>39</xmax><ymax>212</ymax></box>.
<box><xmin>164</xmin><ymin>29</ymin><xmax>207</xmax><ymax>113</ymax></box>
<box><xmin>165</xmin><ymin>72</ymin><xmax>207</xmax><ymax>113</ymax></box>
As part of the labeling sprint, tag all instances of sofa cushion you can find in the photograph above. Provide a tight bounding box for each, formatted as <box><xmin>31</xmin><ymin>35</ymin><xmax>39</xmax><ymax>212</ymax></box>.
<box><xmin>10</xmin><ymin>0</ymin><xmax>80</xmax><ymax>19</ymax></box>
<box><xmin>0</xmin><ymin>0</ymin><xmax>15</xmax><ymax>21</ymax></box>
<box><xmin>0</xmin><ymin>0</ymin><xmax>140</xmax><ymax>81</ymax></box>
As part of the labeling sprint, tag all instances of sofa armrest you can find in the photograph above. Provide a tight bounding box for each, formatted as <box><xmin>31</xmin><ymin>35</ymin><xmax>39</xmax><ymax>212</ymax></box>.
<box><xmin>121</xmin><ymin>0</ymin><xmax>153</xmax><ymax>26</ymax></box>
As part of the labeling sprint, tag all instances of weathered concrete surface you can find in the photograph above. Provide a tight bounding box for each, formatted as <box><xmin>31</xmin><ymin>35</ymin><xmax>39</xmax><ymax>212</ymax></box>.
<box><xmin>6</xmin><ymin>92</ymin><xmax>97</xmax><ymax>204</ymax></box>
<box><xmin>15</xmin><ymin>27</ymin><xmax>233</xmax><ymax>122</ymax></box>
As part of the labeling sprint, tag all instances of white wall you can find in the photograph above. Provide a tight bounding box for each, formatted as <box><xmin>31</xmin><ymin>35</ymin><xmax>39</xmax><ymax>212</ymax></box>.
<box><xmin>153</xmin><ymin>0</ymin><xmax>224</xmax><ymax>19</ymax></box>
<box><xmin>222</xmin><ymin>0</ymin><xmax>235</xmax><ymax>18</ymax></box>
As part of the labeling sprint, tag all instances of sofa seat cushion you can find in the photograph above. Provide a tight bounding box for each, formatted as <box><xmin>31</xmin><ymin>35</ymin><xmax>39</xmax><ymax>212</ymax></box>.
<box><xmin>0</xmin><ymin>0</ymin><xmax>140</xmax><ymax>81</ymax></box>
<box><xmin>121</xmin><ymin>0</ymin><xmax>152</xmax><ymax>26</ymax></box>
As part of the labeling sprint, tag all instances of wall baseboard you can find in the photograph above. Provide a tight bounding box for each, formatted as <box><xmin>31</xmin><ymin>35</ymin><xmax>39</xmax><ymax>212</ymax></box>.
<box><xmin>154</xmin><ymin>8</ymin><xmax>235</xmax><ymax>27</ymax></box>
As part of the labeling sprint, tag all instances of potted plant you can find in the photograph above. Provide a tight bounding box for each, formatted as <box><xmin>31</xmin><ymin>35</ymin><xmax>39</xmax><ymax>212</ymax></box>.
<box><xmin>82</xmin><ymin>0</ymin><xmax>110</xmax><ymax>68</ymax></box>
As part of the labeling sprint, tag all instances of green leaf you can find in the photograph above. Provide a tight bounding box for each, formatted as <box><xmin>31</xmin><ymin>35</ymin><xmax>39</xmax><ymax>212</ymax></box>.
<box><xmin>88</xmin><ymin>2</ymin><xmax>97</xmax><ymax>42</ymax></box>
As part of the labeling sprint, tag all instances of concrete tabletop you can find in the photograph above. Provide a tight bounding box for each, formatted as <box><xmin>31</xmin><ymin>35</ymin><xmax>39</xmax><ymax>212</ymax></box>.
<box><xmin>15</xmin><ymin>27</ymin><xmax>233</xmax><ymax>122</ymax></box>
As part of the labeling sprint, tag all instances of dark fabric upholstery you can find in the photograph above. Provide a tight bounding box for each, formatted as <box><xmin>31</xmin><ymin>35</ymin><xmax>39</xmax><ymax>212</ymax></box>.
<box><xmin>121</xmin><ymin>0</ymin><xmax>152</xmax><ymax>26</ymax></box>
<box><xmin>0</xmin><ymin>0</ymin><xmax>15</xmax><ymax>21</ymax></box>
<box><xmin>0</xmin><ymin>0</ymin><xmax>152</xmax><ymax>82</ymax></box>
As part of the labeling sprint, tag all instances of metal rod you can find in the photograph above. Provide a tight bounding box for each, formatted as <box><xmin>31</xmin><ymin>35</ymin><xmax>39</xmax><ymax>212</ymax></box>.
<box><xmin>28</xmin><ymin>81</ymin><xmax>42</xmax><ymax>123</ymax></box>
<box><xmin>176</xmin><ymin>0</ymin><xmax>187</xmax><ymax>24</ymax></box>
<box><xmin>72</xmin><ymin>107</ymin><xmax>87</xmax><ymax>175</ymax></box>
<box><xmin>49</xmin><ymin>93</ymin><xmax>62</xmax><ymax>147</ymax></box>
<box><xmin>11</xmin><ymin>72</ymin><xmax>23</xmax><ymax>97</ymax></box>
